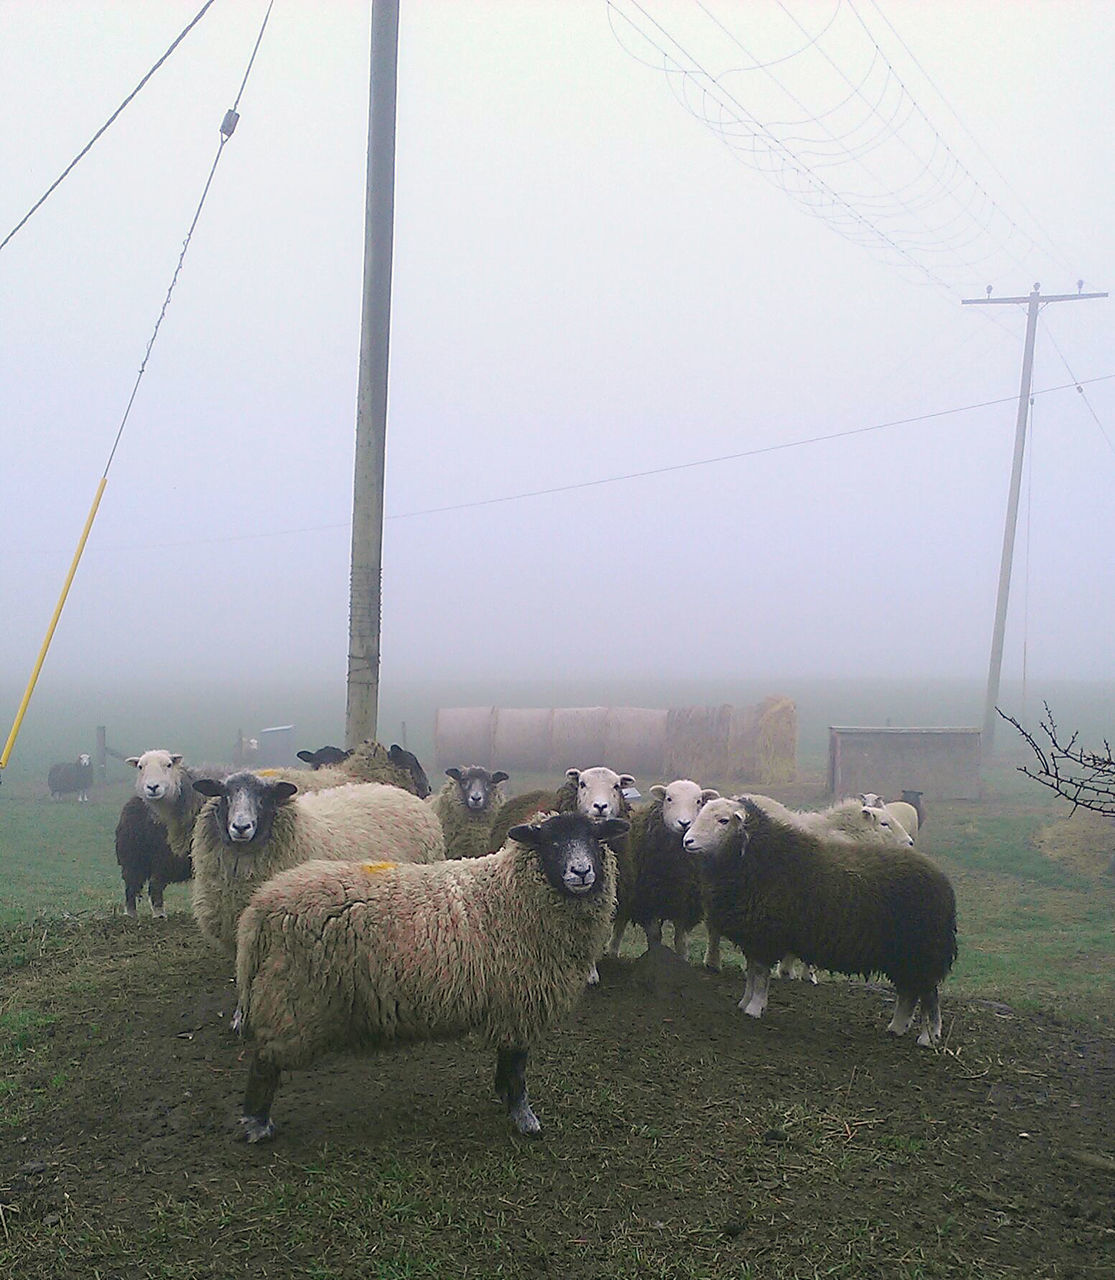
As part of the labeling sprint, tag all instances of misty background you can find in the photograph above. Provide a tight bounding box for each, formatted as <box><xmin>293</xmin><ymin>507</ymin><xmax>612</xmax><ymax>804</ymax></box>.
<box><xmin>2</xmin><ymin>2</ymin><xmax>1113</xmax><ymax>781</ymax></box>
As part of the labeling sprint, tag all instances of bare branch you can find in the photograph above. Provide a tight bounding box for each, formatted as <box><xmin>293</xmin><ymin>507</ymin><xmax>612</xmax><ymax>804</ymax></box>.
<box><xmin>998</xmin><ymin>704</ymin><xmax>1115</xmax><ymax>815</ymax></box>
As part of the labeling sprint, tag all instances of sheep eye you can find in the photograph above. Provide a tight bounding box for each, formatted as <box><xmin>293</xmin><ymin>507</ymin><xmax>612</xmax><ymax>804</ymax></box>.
<box><xmin>579</xmin><ymin>780</ymin><xmax>586</xmax><ymax>789</ymax></box>
<box><xmin>718</xmin><ymin>817</ymin><xmax>729</xmax><ymax>825</ymax></box>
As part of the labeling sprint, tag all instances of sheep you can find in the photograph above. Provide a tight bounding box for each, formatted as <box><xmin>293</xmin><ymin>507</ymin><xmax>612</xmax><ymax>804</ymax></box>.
<box><xmin>114</xmin><ymin>796</ymin><xmax>192</xmax><ymax>918</ymax></box>
<box><xmin>902</xmin><ymin>790</ymin><xmax>927</xmax><ymax>831</ymax></box>
<box><xmin>682</xmin><ymin>797</ymin><xmax>957</xmax><ymax>1046</ymax></box>
<box><xmin>296</xmin><ymin>745</ymin><xmax>353</xmax><ymax>769</ymax></box>
<box><xmin>126</xmin><ymin>750</ymin><xmax>229</xmax><ymax>861</ymax></box>
<box><xmin>606</xmin><ymin>779</ymin><xmax>720</xmax><ymax>964</ymax></box>
<box><xmin>430</xmin><ymin>765</ymin><xmax>510</xmax><ymax>860</ymax></box>
<box><xmin>858</xmin><ymin>793</ymin><xmax>921</xmax><ymax>841</ymax></box>
<box><xmin>340</xmin><ymin>740</ymin><xmax>431</xmax><ymax>799</ymax></box>
<box><xmin>489</xmin><ymin>766</ymin><xmax>637</xmax><ymax>849</ymax></box>
<box><xmin>48</xmin><ymin>754</ymin><xmax>93</xmax><ymax>801</ymax></box>
<box><xmin>233</xmin><ymin>811</ymin><xmax>630</xmax><ymax>1142</ymax></box>
<box><xmin>190</xmin><ymin>772</ymin><xmax>446</xmax><ymax>955</ymax></box>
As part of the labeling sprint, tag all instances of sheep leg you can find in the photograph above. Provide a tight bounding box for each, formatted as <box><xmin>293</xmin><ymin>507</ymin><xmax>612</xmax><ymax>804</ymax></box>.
<box><xmin>916</xmin><ymin>988</ymin><xmax>942</xmax><ymax>1047</ymax></box>
<box><xmin>643</xmin><ymin>919</ymin><xmax>663</xmax><ymax>948</ymax></box>
<box><xmin>672</xmin><ymin>924</ymin><xmax>690</xmax><ymax>960</ymax></box>
<box><xmin>586</xmin><ymin>963</ymin><xmax>601</xmax><ymax>987</ymax></box>
<box><xmin>703</xmin><ymin>926</ymin><xmax>722</xmax><ymax>972</ymax></box>
<box><xmin>494</xmin><ymin>1047</ymin><xmax>540</xmax><ymax>1136</ymax></box>
<box><xmin>741</xmin><ymin>962</ymin><xmax>771</xmax><ymax>1018</ymax></box>
<box><xmin>606</xmin><ymin>913</ymin><xmax>629</xmax><ymax>957</ymax></box>
<box><xmin>887</xmin><ymin>991</ymin><xmax>917</xmax><ymax>1037</ymax></box>
<box><xmin>149</xmin><ymin>877</ymin><xmax>168</xmax><ymax>920</ymax></box>
<box><xmin>239</xmin><ymin>1052</ymin><xmax>280</xmax><ymax>1143</ymax></box>
<box><xmin>123</xmin><ymin>879</ymin><xmax>141</xmax><ymax>918</ymax></box>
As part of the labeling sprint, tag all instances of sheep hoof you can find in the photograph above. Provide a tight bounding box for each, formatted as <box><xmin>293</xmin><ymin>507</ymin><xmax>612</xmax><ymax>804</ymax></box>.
<box><xmin>703</xmin><ymin>960</ymin><xmax>721</xmax><ymax>973</ymax></box>
<box><xmin>743</xmin><ymin>1000</ymin><xmax>766</xmax><ymax>1019</ymax></box>
<box><xmin>510</xmin><ymin>1101</ymin><xmax>541</xmax><ymax>1136</ymax></box>
<box><xmin>231</xmin><ymin>1006</ymin><xmax>244</xmax><ymax>1034</ymax></box>
<box><xmin>151</xmin><ymin>907</ymin><xmax>168</xmax><ymax>920</ymax></box>
<box><xmin>916</xmin><ymin>1028</ymin><xmax>938</xmax><ymax>1048</ymax></box>
<box><xmin>586</xmin><ymin>964</ymin><xmax>600</xmax><ymax>987</ymax></box>
<box><xmin>238</xmin><ymin>1115</ymin><xmax>275</xmax><ymax>1144</ymax></box>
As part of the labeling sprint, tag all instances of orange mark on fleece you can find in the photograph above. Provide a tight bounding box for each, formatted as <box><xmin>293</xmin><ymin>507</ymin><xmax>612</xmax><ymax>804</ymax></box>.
<box><xmin>360</xmin><ymin>861</ymin><xmax>396</xmax><ymax>875</ymax></box>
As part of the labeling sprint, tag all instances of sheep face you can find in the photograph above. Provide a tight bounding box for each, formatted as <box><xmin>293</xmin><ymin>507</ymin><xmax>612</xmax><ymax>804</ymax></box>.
<box><xmin>193</xmin><ymin>772</ymin><xmax>298</xmax><ymax>876</ymax></box>
<box><xmin>860</xmin><ymin>805</ymin><xmax>914</xmax><ymax>846</ymax></box>
<box><xmin>389</xmin><ymin>744</ymin><xmax>432</xmax><ymax>799</ymax></box>
<box><xmin>859</xmin><ymin>792</ymin><xmax>884</xmax><ymax>808</ymax></box>
<box><xmin>508</xmin><ymin>812</ymin><xmax>629</xmax><ymax>897</ymax></box>
<box><xmin>126</xmin><ymin>750</ymin><xmax>185</xmax><ymax>802</ymax></box>
<box><xmin>565</xmin><ymin>767</ymin><xmax>636</xmax><ymax>819</ymax></box>
<box><xmin>682</xmin><ymin>797</ymin><xmax>747</xmax><ymax>866</ymax></box>
<box><xmin>649</xmin><ymin>780</ymin><xmax>720</xmax><ymax>835</ymax></box>
<box><xmin>446</xmin><ymin>765</ymin><xmax>509</xmax><ymax>813</ymax></box>
<box><xmin>78</xmin><ymin>753</ymin><xmax>91</xmax><ymax>767</ymax></box>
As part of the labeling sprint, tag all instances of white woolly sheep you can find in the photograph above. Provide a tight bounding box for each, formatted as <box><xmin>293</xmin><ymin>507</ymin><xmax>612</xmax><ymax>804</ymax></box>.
<box><xmin>114</xmin><ymin>795</ymin><xmax>192</xmax><ymax>918</ymax></box>
<box><xmin>430</xmin><ymin>765</ymin><xmax>510</xmax><ymax>860</ymax></box>
<box><xmin>858</xmin><ymin>794</ymin><xmax>920</xmax><ymax>841</ymax></box>
<box><xmin>234</xmin><ymin>811</ymin><xmax>630</xmax><ymax>1142</ymax></box>
<box><xmin>606</xmin><ymin>779</ymin><xmax>719</xmax><ymax>963</ymax></box>
<box><xmin>489</xmin><ymin>766</ymin><xmax>637</xmax><ymax>849</ymax></box>
<box><xmin>683</xmin><ymin>797</ymin><xmax>957</xmax><ymax>1046</ymax></box>
<box><xmin>190</xmin><ymin>772</ymin><xmax>446</xmax><ymax>955</ymax></box>
<box><xmin>126</xmin><ymin>751</ymin><xmax>232</xmax><ymax>861</ymax></box>
<box><xmin>48</xmin><ymin>753</ymin><xmax>93</xmax><ymax>801</ymax></box>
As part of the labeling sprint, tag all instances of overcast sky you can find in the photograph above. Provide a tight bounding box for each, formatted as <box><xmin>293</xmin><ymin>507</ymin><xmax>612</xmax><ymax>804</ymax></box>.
<box><xmin>2</xmin><ymin>0</ymin><xmax>1113</xmax><ymax>725</ymax></box>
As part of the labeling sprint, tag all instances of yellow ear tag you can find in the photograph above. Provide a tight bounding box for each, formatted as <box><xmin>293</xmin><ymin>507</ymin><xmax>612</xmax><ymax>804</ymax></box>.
<box><xmin>360</xmin><ymin>861</ymin><xmax>396</xmax><ymax>875</ymax></box>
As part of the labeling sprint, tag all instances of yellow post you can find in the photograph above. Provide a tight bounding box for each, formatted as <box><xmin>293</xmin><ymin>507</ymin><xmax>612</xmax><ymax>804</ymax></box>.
<box><xmin>0</xmin><ymin>477</ymin><xmax>108</xmax><ymax>770</ymax></box>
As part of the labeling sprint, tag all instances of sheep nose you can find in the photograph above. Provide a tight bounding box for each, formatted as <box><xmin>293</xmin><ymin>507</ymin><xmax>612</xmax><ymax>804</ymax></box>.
<box><xmin>683</xmin><ymin>835</ymin><xmax>696</xmax><ymax>850</ymax></box>
<box><xmin>592</xmin><ymin>801</ymin><xmax>608</xmax><ymax>815</ymax></box>
<box><xmin>231</xmin><ymin>821</ymin><xmax>255</xmax><ymax>839</ymax></box>
<box><xmin>677</xmin><ymin>818</ymin><xmax>691</xmax><ymax>831</ymax></box>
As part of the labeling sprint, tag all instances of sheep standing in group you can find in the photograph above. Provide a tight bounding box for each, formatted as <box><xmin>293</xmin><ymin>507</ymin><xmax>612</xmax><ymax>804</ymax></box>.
<box><xmin>340</xmin><ymin>740</ymin><xmax>432</xmax><ymax>799</ymax></box>
<box><xmin>607</xmin><ymin>779</ymin><xmax>719</xmax><ymax>964</ymax></box>
<box><xmin>296</xmin><ymin>745</ymin><xmax>352</xmax><ymax>769</ymax></box>
<box><xmin>127</xmin><ymin>751</ymin><xmax>231</xmax><ymax>861</ymax></box>
<box><xmin>430</xmin><ymin>765</ymin><xmax>510</xmax><ymax>860</ymax></box>
<box><xmin>683</xmin><ymin>797</ymin><xmax>957</xmax><ymax>1046</ymax></box>
<box><xmin>114</xmin><ymin>796</ymin><xmax>192</xmax><ymax>918</ymax></box>
<box><xmin>48</xmin><ymin>754</ymin><xmax>93</xmax><ymax>802</ymax></box>
<box><xmin>190</xmin><ymin>772</ymin><xmax>446</xmax><ymax>955</ymax></box>
<box><xmin>234</xmin><ymin>811</ymin><xmax>630</xmax><ymax>1142</ymax></box>
<box><xmin>489</xmin><ymin>766</ymin><xmax>636</xmax><ymax>849</ymax></box>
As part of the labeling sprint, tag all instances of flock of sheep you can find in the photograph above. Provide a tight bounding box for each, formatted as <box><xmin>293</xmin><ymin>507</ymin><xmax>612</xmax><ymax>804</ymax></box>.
<box><xmin>104</xmin><ymin>741</ymin><xmax>955</xmax><ymax>1143</ymax></box>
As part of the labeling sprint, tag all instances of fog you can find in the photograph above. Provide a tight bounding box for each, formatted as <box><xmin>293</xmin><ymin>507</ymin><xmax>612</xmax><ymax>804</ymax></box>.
<box><xmin>2</xmin><ymin>2</ymin><xmax>1113</xmax><ymax>765</ymax></box>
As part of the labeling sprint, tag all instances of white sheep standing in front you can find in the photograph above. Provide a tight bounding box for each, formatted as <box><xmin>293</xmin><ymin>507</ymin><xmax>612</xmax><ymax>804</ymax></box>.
<box><xmin>234</xmin><ymin>811</ymin><xmax>630</xmax><ymax>1142</ymax></box>
<box><xmin>190</xmin><ymin>771</ymin><xmax>446</xmax><ymax>956</ymax></box>
<box><xmin>430</xmin><ymin>765</ymin><xmax>510</xmax><ymax>859</ymax></box>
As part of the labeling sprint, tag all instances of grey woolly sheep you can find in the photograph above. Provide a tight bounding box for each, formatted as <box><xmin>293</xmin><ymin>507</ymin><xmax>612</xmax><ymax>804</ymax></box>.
<box><xmin>190</xmin><ymin>772</ymin><xmax>446</xmax><ymax>955</ymax></box>
<box><xmin>48</xmin><ymin>753</ymin><xmax>93</xmax><ymax>801</ymax></box>
<box><xmin>606</xmin><ymin>779</ymin><xmax>719</xmax><ymax>963</ymax></box>
<box><xmin>683</xmin><ymin>797</ymin><xmax>957</xmax><ymax>1046</ymax></box>
<box><xmin>431</xmin><ymin>765</ymin><xmax>510</xmax><ymax>860</ymax></box>
<box><xmin>115</xmin><ymin>795</ymin><xmax>192</xmax><ymax>918</ymax></box>
<box><xmin>234</xmin><ymin>811</ymin><xmax>630</xmax><ymax>1142</ymax></box>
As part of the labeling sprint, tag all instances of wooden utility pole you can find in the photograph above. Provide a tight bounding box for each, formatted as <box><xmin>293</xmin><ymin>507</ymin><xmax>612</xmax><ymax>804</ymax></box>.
<box><xmin>963</xmin><ymin>283</ymin><xmax>1106</xmax><ymax>755</ymax></box>
<box><xmin>346</xmin><ymin>0</ymin><xmax>399</xmax><ymax>749</ymax></box>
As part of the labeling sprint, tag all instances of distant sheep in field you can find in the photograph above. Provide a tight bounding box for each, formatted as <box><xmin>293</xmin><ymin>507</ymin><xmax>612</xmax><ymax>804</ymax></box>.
<box><xmin>683</xmin><ymin>797</ymin><xmax>957</xmax><ymax>1046</ymax></box>
<box><xmin>190</xmin><ymin>772</ymin><xmax>446</xmax><ymax>955</ymax></box>
<box><xmin>233</xmin><ymin>811</ymin><xmax>630</xmax><ymax>1142</ymax></box>
<box><xmin>48</xmin><ymin>754</ymin><xmax>93</xmax><ymax>802</ymax></box>
<box><xmin>114</xmin><ymin>795</ymin><xmax>192</xmax><ymax>918</ymax></box>
<box><xmin>607</xmin><ymin>779</ymin><xmax>719</xmax><ymax>964</ymax></box>
<box><xmin>431</xmin><ymin>765</ymin><xmax>510</xmax><ymax>860</ymax></box>
<box><xmin>296</xmin><ymin>746</ymin><xmax>353</xmax><ymax>770</ymax></box>
<box><xmin>341</xmin><ymin>740</ymin><xmax>431</xmax><ymax>799</ymax></box>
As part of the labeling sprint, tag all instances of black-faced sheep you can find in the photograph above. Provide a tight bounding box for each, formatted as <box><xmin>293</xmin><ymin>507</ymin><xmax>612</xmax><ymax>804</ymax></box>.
<box><xmin>340</xmin><ymin>740</ymin><xmax>431</xmax><ymax>798</ymax></box>
<box><xmin>114</xmin><ymin>796</ymin><xmax>192</xmax><ymax>918</ymax></box>
<box><xmin>48</xmin><ymin>754</ymin><xmax>93</xmax><ymax>801</ymax></box>
<box><xmin>234</xmin><ymin>811</ymin><xmax>630</xmax><ymax>1142</ymax></box>
<box><xmin>296</xmin><ymin>745</ymin><xmax>353</xmax><ymax>769</ymax></box>
<box><xmin>607</xmin><ymin>779</ymin><xmax>719</xmax><ymax>964</ymax></box>
<box><xmin>683</xmin><ymin>797</ymin><xmax>957</xmax><ymax>1046</ymax></box>
<box><xmin>430</xmin><ymin>765</ymin><xmax>510</xmax><ymax>860</ymax></box>
<box><xmin>190</xmin><ymin>772</ymin><xmax>446</xmax><ymax>955</ymax></box>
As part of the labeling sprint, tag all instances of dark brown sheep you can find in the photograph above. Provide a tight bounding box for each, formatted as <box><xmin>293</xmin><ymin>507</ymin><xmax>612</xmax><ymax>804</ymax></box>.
<box><xmin>683</xmin><ymin>796</ymin><xmax>957</xmax><ymax>1045</ymax></box>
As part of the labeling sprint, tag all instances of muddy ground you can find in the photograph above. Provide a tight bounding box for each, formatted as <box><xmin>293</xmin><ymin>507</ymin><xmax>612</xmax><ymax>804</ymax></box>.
<box><xmin>2</xmin><ymin>914</ymin><xmax>1113</xmax><ymax>1278</ymax></box>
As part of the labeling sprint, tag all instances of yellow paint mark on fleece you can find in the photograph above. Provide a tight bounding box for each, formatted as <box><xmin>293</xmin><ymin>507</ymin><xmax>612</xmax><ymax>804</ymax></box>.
<box><xmin>360</xmin><ymin>861</ymin><xmax>397</xmax><ymax>875</ymax></box>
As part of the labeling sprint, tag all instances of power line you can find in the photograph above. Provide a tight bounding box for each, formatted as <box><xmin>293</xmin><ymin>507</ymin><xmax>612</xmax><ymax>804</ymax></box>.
<box><xmin>1041</xmin><ymin>319</ymin><xmax>1115</xmax><ymax>455</ymax></box>
<box><xmin>0</xmin><ymin>0</ymin><xmax>219</xmax><ymax>255</ymax></box>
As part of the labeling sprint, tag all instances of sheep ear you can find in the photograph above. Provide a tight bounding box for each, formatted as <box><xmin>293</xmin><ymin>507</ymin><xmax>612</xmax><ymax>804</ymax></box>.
<box><xmin>596</xmin><ymin>817</ymin><xmax>630</xmax><ymax>841</ymax></box>
<box><xmin>507</xmin><ymin>822</ymin><xmax>542</xmax><ymax>846</ymax></box>
<box><xmin>700</xmin><ymin>788</ymin><xmax>720</xmax><ymax>803</ymax></box>
<box><xmin>193</xmin><ymin>778</ymin><xmax>226</xmax><ymax>798</ymax></box>
<box><xmin>296</xmin><ymin>751</ymin><xmax>315</xmax><ymax>764</ymax></box>
<box><xmin>446</xmin><ymin>767</ymin><xmax>463</xmax><ymax>781</ymax></box>
<box><xmin>649</xmin><ymin>785</ymin><xmax>666</xmax><ymax>800</ymax></box>
<box><xmin>620</xmin><ymin>774</ymin><xmax>636</xmax><ymax>789</ymax></box>
<box><xmin>274</xmin><ymin>781</ymin><xmax>298</xmax><ymax>802</ymax></box>
<box><xmin>491</xmin><ymin>771</ymin><xmax>509</xmax><ymax>785</ymax></box>
<box><xmin>565</xmin><ymin>768</ymin><xmax>581</xmax><ymax>783</ymax></box>
<box><xmin>388</xmin><ymin>744</ymin><xmax>406</xmax><ymax>761</ymax></box>
<box><xmin>125</xmin><ymin>756</ymin><xmax>140</xmax><ymax>767</ymax></box>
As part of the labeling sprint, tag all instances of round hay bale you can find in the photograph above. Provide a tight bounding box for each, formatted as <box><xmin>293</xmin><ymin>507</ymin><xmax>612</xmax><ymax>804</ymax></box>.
<box><xmin>435</xmin><ymin>707</ymin><xmax>496</xmax><ymax>771</ymax></box>
<box><xmin>551</xmin><ymin>707</ymin><xmax>608</xmax><ymax>769</ymax></box>
<box><xmin>604</xmin><ymin>707</ymin><xmax>668</xmax><ymax>776</ymax></box>
<box><xmin>753</xmin><ymin>696</ymin><xmax>797</xmax><ymax>785</ymax></box>
<box><xmin>492</xmin><ymin>708</ymin><xmax>554</xmax><ymax>772</ymax></box>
